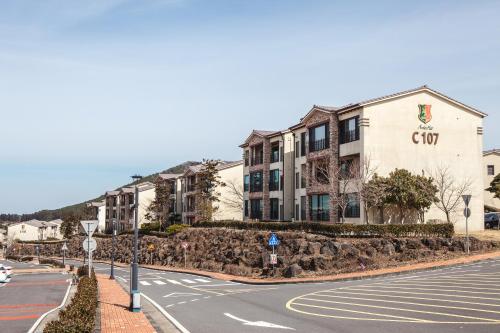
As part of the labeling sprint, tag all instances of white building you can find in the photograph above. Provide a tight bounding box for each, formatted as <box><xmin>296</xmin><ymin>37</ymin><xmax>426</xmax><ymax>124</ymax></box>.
<box><xmin>484</xmin><ymin>149</ymin><xmax>500</xmax><ymax>211</ymax></box>
<box><xmin>7</xmin><ymin>219</ymin><xmax>64</xmax><ymax>241</ymax></box>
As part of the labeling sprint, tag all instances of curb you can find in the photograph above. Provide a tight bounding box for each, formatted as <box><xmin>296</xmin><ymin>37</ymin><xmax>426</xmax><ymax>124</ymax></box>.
<box><xmin>56</xmin><ymin>250</ymin><xmax>500</xmax><ymax>285</ymax></box>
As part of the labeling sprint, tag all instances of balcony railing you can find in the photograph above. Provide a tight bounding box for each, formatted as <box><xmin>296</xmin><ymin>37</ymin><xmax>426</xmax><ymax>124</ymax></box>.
<box><xmin>187</xmin><ymin>184</ymin><xmax>196</xmax><ymax>192</ymax></box>
<box><xmin>310</xmin><ymin>138</ymin><xmax>327</xmax><ymax>152</ymax></box>
<box><xmin>340</xmin><ymin>129</ymin><xmax>358</xmax><ymax>144</ymax></box>
<box><xmin>251</xmin><ymin>156</ymin><xmax>263</xmax><ymax>166</ymax></box>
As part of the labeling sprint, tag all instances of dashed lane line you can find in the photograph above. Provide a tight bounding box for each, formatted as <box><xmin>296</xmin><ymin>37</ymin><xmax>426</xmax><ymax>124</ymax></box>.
<box><xmin>153</xmin><ymin>280</ymin><xmax>166</xmax><ymax>285</ymax></box>
<box><xmin>167</xmin><ymin>279</ymin><xmax>182</xmax><ymax>285</ymax></box>
<box><xmin>139</xmin><ymin>281</ymin><xmax>151</xmax><ymax>286</ymax></box>
<box><xmin>181</xmin><ymin>279</ymin><xmax>196</xmax><ymax>284</ymax></box>
<box><xmin>194</xmin><ymin>278</ymin><xmax>211</xmax><ymax>283</ymax></box>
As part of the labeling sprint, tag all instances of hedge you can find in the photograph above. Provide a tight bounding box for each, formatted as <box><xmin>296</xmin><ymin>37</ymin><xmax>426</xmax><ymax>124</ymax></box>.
<box><xmin>44</xmin><ymin>267</ymin><xmax>98</xmax><ymax>333</ymax></box>
<box><xmin>6</xmin><ymin>255</ymin><xmax>33</xmax><ymax>262</ymax></box>
<box><xmin>191</xmin><ymin>221</ymin><xmax>454</xmax><ymax>238</ymax></box>
<box><xmin>39</xmin><ymin>258</ymin><xmax>74</xmax><ymax>271</ymax></box>
<box><xmin>119</xmin><ymin>223</ymin><xmax>189</xmax><ymax>238</ymax></box>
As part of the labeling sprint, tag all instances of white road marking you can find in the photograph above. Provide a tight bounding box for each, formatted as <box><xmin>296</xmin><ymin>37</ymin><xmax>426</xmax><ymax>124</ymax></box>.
<box><xmin>117</xmin><ymin>276</ymin><xmax>127</xmax><ymax>282</ymax></box>
<box><xmin>140</xmin><ymin>281</ymin><xmax>151</xmax><ymax>286</ymax></box>
<box><xmin>141</xmin><ymin>293</ymin><xmax>191</xmax><ymax>333</ymax></box>
<box><xmin>224</xmin><ymin>313</ymin><xmax>295</xmax><ymax>330</ymax></box>
<box><xmin>167</xmin><ymin>279</ymin><xmax>182</xmax><ymax>285</ymax></box>
<box><xmin>194</xmin><ymin>283</ymin><xmax>239</xmax><ymax>287</ymax></box>
<box><xmin>153</xmin><ymin>280</ymin><xmax>166</xmax><ymax>285</ymax></box>
<box><xmin>163</xmin><ymin>292</ymin><xmax>201</xmax><ymax>298</ymax></box>
<box><xmin>182</xmin><ymin>279</ymin><xmax>196</xmax><ymax>284</ymax></box>
<box><xmin>194</xmin><ymin>278</ymin><xmax>211</xmax><ymax>283</ymax></box>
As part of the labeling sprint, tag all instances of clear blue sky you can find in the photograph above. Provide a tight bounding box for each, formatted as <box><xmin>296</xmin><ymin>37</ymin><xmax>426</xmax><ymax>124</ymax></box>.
<box><xmin>0</xmin><ymin>0</ymin><xmax>499</xmax><ymax>213</ymax></box>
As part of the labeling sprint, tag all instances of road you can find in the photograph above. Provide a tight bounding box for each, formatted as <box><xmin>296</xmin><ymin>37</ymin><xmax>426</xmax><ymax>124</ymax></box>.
<box><xmin>0</xmin><ymin>260</ymin><xmax>70</xmax><ymax>333</ymax></box>
<box><xmin>66</xmin><ymin>257</ymin><xmax>500</xmax><ymax>333</ymax></box>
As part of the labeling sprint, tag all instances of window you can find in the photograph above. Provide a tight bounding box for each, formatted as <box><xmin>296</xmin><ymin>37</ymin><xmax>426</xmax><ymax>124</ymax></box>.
<box><xmin>244</xmin><ymin>175</ymin><xmax>250</xmax><ymax>192</ymax></box>
<box><xmin>310</xmin><ymin>194</ymin><xmax>330</xmax><ymax>221</ymax></box>
<box><xmin>250</xmin><ymin>199</ymin><xmax>263</xmax><ymax>220</ymax></box>
<box><xmin>315</xmin><ymin>160</ymin><xmax>330</xmax><ymax>184</ymax></box>
<box><xmin>269</xmin><ymin>169</ymin><xmax>279</xmax><ymax>191</ymax></box>
<box><xmin>301</xmin><ymin>164</ymin><xmax>306</xmax><ymax>188</ymax></box>
<box><xmin>250</xmin><ymin>171</ymin><xmax>263</xmax><ymax>192</ymax></box>
<box><xmin>295</xmin><ymin>141</ymin><xmax>299</xmax><ymax>158</ymax></box>
<box><xmin>112</xmin><ymin>210</ymin><xmax>117</xmax><ymax>218</ymax></box>
<box><xmin>309</xmin><ymin>123</ymin><xmax>329</xmax><ymax>152</ymax></box>
<box><xmin>271</xmin><ymin>143</ymin><xmax>280</xmax><ymax>163</ymax></box>
<box><xmin>487</xmin><ymin>165</ymin><xmax>495</xmax><ymax>176</ymax></box>
<box><xmin>345</xmin><ymin>193</ymin><xmax>360</xmax><ymax>218</ymax></box>
<box><xmin>301</xmin><ymin>132</ymin><xmax>306</xmax><ymax>156</ymax></box>
<box><xmin>244</xmin><ymin>150</ymin><xmax>249</xmax><ymax>166</ymax></box>
<box><xmin>280</xmin><ymin>147</ymin><xmax>284</xmax><ymax>162</ymax></box>
<box><xmin>295</xmin><ymin>172</ymin><xmax>300</xmax><ymax>189</ymax></box>
<box><xmin>340</xmin><ymin>159</ymin><xmax>354</xmax><ymax>178</ymax></box>
<box><xmin>295</xmin><ymin>204</ymin><xmax>299</xmax><ymax>220</ymax></box>
<box><xmin>251</xmin><ymin>144</ymin><xmax>264</xmax><ymax>166</ymax></box>
<box><xmin>300</xmin><ymin>196</ymin><xmax>306</xmax><ymax>221</ymax></box>
<box><xmin>270</xmin><ymin>198</ymin><xmax>279</xmax><ymax>220</ymax></box>
<box><xmin>244</xmin><ymin>200</ymin><xmax>249</xmax><ymax>217</ymax></box>
<box><xmin>339</xmin><ymin>116</ymin><xmax>359</xmax><ymax>144</ymax></box>
<box><xmin>280</xmin><ymin>174</ymin><xmax>284</xmax><ymax>191</ymax></box>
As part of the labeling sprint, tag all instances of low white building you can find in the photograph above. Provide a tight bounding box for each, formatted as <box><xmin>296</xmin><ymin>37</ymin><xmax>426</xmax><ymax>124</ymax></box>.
<box><xmin>7</xmin><ymin>219</ymin><xmax>64</xmax><ymax>241</ymax></box>
<box><xmin>484</xmin><ymin>149</ymin><xmax>500</xmax><ymax>211</ymax></box>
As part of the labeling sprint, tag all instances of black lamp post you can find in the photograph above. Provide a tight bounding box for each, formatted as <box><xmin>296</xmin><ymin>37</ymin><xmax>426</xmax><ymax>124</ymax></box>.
<box><xmin>110</xmin><ymin>219</ymin><xmax>116</xmax><ymax>280</ymax></box>
<box><xmin>130</xmin><ymin>174</ymin><xmax>142</xmax><ymax>312</ymax></box>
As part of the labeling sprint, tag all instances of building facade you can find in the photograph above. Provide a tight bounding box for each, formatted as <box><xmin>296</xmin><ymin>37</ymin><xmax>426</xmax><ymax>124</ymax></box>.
<box><xmin>7</xmin><ymin>219</ymin><xmax>63</xmax><ymax>241</ymax></box>
<box><xmin>483</xmin><ymin>149</ymin><xmax>500</xmax><ymax>211</ymax></box>
<box><xmin>241</xmin><ymin>86</ymin><xmax>486</xmax><ymax>232</ymax></box>
<box><xmin>181</xmin><ymin>161</ymin><xmax>243</xmax><ymax>224</ymax></box>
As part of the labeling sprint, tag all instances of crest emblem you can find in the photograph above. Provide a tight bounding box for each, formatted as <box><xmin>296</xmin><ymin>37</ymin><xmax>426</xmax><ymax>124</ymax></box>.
<box><xmin>418</xmin><ymin>104</ymin><xmax>432</xmax><ymax>124</ymax></box>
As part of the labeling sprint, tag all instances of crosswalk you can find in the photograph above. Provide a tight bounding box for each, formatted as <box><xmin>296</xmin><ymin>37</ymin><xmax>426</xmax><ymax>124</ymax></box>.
<box><xmin>138</xmin><ymin>277</ymin><xmax>232</xmax><ymax>287</ymax></box>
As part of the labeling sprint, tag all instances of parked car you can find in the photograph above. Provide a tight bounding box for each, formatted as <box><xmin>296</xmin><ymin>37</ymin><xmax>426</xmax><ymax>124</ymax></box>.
<box><xmin>484</xmin><ymin>212</ymin><xmax>500</xmax><ymax>229</ymax></box>
<box><xmin>0</xmin><ymin>271</ymin><xmax>6</xmax><ymax>283</ymax></box>
<box><xmin>0</xmin><ymin>264</ymin><xmax>13</xmax><ymax>277</ymax></box>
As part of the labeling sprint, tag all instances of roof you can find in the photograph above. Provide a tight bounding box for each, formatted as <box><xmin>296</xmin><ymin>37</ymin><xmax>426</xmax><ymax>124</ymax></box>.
<box><xmin>217</xmin><ymin>160</ymin><xmax>243</xmax><ymax>171</ymax></box>
<box><xmin>8</xmin><ymin>219</ymin><xmax>58</xmax><ymax>228</ymax></box>
<box><xmin>240</xmin><ymin>129</ymin><xmax>282</xmax><ymax>147</ymax></box>
<box><xmin>47</xmin><ymin>219</ymin><xmax>63</xmax><ymax>225</ymax></box>
<box><xmin>335</xmin><ymin>85</ymin><xmax>487</xmax><ymax>117</ymax></box>
<box><xmin>105</xmin><ymin>190</ymin><xmax>120</xmax><ymax>196</ymax></box>
<box><xmin>484</xmin><ymin>149</ymin><xmax>500</xmax><ymax>156</ymax></box>
<box><xmin>159</xmin><ymin>173</ymin><xmax>182</xmax><ymax>180</ymax></box>
<box><xmin>87</xmin><ymin>200</ymin><xmax>105</xmax><ymax>207</ymax></box>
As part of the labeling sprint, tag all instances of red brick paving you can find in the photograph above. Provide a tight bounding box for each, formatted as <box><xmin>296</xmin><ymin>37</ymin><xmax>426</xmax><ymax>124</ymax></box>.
<box><xmin>97</xmin><ymin>274</ymin><xmax>156</xmax><ymax>333</ymax></box>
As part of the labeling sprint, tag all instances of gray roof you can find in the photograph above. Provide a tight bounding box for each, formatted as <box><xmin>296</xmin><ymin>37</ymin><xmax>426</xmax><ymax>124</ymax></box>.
<box><xmin>484</xmin><ymin>149</ymin><xmax>500</xmax><ymax>156</ymax></box>
<box><xmin>159</xmin><ymin>173</ymin><xmax>182</xmax><ymax>180</ymax></box>
<box><xmin>9</xmin><ymin>219</ymin><xmax>58</xmax><ymax>228</ymax></box>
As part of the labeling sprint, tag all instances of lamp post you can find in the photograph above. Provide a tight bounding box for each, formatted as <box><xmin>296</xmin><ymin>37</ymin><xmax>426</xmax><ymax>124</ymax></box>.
<box><xmin>110</xmin><ymin>219</ymin><xmax>116</xmax><ymax>280</ymax></box>
<box><xmin>130</xmin><ymin>174</ymin><xmax>142</xmax><ymax>312</ymax></box>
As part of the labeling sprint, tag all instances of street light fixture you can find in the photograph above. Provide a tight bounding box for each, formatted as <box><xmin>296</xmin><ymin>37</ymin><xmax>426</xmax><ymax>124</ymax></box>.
<box><xmin>130</xmin><ymin>174</ymin><xmax>142</xmax><ymax>312</ymax></box>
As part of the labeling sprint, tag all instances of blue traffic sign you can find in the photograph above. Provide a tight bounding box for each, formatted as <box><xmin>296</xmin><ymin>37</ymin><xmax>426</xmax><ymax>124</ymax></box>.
<box><xmin>268</xmin><ymin>233</ymin><xmax>280</xmax><ymax>246</ymax></box>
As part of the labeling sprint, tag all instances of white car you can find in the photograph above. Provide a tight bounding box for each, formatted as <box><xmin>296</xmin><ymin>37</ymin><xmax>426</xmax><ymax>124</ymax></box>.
<box><xmin>0</xmin><ymin>264</ymin><xmax>13</xmax><ymax>278</ymax></box>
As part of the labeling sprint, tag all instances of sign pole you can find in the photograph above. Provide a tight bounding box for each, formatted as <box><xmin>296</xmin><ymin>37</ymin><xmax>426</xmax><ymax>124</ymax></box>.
<box><xmin>462</xmin><ymin>195</ymin><xmax>472</xmax><ymax>256</ymax></box>
<box><xmin>87</xmin><ymin>222</ymin><xmax>91</xmax><ymax>277</ymax></box>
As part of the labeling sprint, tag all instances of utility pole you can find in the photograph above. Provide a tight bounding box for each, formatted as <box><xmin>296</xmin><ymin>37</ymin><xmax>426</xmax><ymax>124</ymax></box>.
<box><xmin>110</xmin><ymin>219</ymin><xmax>116</xmax><ymax>280</ymax></box>
<box><xmin>130</xmin><ymin>174</ymin><xmax>142</xmax><ymax>312</ymax></box>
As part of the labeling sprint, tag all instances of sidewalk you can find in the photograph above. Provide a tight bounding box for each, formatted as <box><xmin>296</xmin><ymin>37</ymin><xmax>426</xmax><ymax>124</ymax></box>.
<box><xmin>97</xmin><ymin>274</ymin><xmax>156</xmax><ymax>333</ymax></box>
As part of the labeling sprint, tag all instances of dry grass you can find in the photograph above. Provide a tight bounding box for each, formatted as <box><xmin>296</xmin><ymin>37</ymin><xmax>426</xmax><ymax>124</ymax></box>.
<box><xmin>456</xmin><ymin>229</ymin><xmax>500</xmax><ymax>241</ymax></box>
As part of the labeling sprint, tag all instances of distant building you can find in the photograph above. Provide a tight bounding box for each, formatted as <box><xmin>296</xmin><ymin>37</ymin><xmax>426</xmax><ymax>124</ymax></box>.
<box><xmin>104</xmin><ymin>182</ymin><xmax>156</xmax><ymax>233</ymax></box>
<box><xmin>88</xmin><ymin>200</ymin><xmax>106</xmax><ymax>233</ymax></box>
<box><xmin>7</xmin><ymin>219</ymin><xmax>63</xmax><ymax>241</ymax></box>
<box><xmin>484</xmin><ymin>149</ymin><xmax>500</xmax><ymax>211</ymax></box>
<box><xmin>181</xmin><ymin>161</ymin><xmax>243</xmax><ymax>224</ymax></box>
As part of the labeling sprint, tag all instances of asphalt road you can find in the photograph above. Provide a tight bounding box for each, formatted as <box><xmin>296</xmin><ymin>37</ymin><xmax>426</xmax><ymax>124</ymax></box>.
<box><xmin>0</xmin><ymin>260</ymin><xmax>70</xmax><ymax>333</ymax></box>
<box><xmin>66</xmin><ymin>257</ymin><xmax>500</xmax><ymax>333</ymax></box>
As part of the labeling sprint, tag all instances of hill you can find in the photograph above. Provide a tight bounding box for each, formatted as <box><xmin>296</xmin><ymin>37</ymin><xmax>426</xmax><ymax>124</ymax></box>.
<box><xmin>0</xmin><ymin>161</ymin><xmax>200</xmax><ymax>223</ymax></box>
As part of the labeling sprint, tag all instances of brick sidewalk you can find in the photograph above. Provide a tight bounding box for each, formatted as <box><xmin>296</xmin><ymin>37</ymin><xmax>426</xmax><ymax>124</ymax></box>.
<box><xmin>97</xmin><ymin>274</ymin><xmax>156</xmax><ymax>333</ymax></box>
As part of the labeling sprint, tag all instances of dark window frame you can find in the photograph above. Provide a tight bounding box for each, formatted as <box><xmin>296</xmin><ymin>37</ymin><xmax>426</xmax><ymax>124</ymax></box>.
<box><xmin>270</xmin><ymin>198</ymin><xmax>279</xmax><ymax>220</ymax></box>
<box><xmin>339</xmin><ymin>116</ymin><xmax>360</xmax><ymax>144</ymax></box>
<box><xmin>250</xmin><ymin>171</ymin><xmax>263</xmax><ymax>192</ymax></box>
<box><xmin>269</xmin><ymin>169</ymin><xmax>280</xmax><ymax>191</ymax></box>
<box><xmin>309</xmin><ymin>122</ymin><xmax>330</xmax><ymax>152</ymax></box>
<box><xmin>487</xmin><ymin>165</ymin><xmax>495</xmax><ymax>176</ymax></box>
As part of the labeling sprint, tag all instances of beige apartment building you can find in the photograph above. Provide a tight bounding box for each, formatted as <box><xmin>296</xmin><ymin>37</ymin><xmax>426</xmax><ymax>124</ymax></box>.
<box><xmin>104</xmin><ymin>182</ymin><xmax>155</xmax><ymax>232</ymax></box>
<box><xmin>181</xmin><ymin>161</ymin><xmax>243</xmax><ymax>224</ymax></box>
<box><xmin>484</xmin><ymin>149</ymin><xmax>500</xmax><ymax>211</ymax></box>
<box><xmin>241</xmin><ymin>86</ymin><xmax>486</xmax><ymax>232</ymax></box>
<box><xmin>7</xmin><ymin>219</ymin><xmax>63</xmax><ymax>241</ymax></box>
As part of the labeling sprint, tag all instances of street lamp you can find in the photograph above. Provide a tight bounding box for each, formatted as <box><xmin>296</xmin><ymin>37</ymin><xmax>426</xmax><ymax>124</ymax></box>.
<box><xmin>110</xmin><ymin>219</ymin><xmax>116</xmax><ymax>280</ymax></box>
<box><xmin>130</xmin><ymin>174</ymin><xmax>142</xmax><ymax>312</ymax></box>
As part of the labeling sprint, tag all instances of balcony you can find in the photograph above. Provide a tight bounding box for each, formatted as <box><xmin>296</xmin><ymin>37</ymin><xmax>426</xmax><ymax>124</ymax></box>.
<box><xmin>310</xmin><ymin>138</ymin><xmax>327</xmax><ymax>152</ymax></box>
<box><xmin>251</xmin><ymin>156</ymin><xmax>263</xmax><ymax>166</ymax></box>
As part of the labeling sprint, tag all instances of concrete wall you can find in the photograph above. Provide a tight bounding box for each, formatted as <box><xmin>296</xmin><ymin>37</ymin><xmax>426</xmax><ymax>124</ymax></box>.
<box><xmin>138</xmin><ymin>187</ymin><xmax>155</xmax><ymax>227</ymax></box>
<box><xmin>8</xmin><ymin>223</ymin><xmax>41</xmax><ymax>241</ymax></box>
<box><xmin>214</xmin><ymin>162</ymin><xmax>244</xmax><ymax>221</ymax></box>
<box><xmin>484</xmin><ymin>152</ymin><xmax>500</xmax><ymax>210</ymax></box>
<box><xmin>361</xmin><ymin>90</ymin><xmax>484</xmax><ymax>231</ymax></box>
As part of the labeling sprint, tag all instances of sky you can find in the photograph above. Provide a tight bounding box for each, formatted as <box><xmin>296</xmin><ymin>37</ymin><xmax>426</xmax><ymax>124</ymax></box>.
<box><xmin>0</xmin><ymin>0</ymin><xmax>499</xmax><ymax>213</ymax></box>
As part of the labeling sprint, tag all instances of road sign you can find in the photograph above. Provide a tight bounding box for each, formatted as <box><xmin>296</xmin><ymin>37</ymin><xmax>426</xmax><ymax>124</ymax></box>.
<box><xmin>462</xmin><ymin>194</ymin><xmax>472</xmax><ymax>207</ymax></box>
<box><xmin>83</xmin><ymin>238</ymin><xmax>97</xmax><ymax>252</ymax></box>
<box><xmin>268</xmin><ymin>233</ymin><xmax>280</xmax><ymax>247</ymax></box>
<box><xmin>464</xmin><ymin>207</ymin><xmax>471</xmax><ymax>218</ymax></box>
<box><xmin>61</xmin><ymin>243</ymin><xmax>68</xmax><ymax>251</ymax></box>
<box><xmin>80</xmin><ymin>220</ymin><xmax>98</xmax><ymax>236</ymax></box>
<box><xmin>270</xmin><ymin>253</ymin><xmax>277</xmax><ymax>265</ymax></box>
<box><xmin>181</xmin><ymin>242</ymin><xmax>189</xmax><ymax>249</ymax></box>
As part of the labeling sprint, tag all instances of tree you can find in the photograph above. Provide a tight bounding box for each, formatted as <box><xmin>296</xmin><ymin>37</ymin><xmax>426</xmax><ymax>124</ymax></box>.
<box><xmin>219</xmin><ymin>178</ymin><xmax>244</xmax><ymax>213</ymax></box>
<box><xmin>487</xmin><ymin>173</ymin><xmax>500</xmax><ymax>199</ymax></box>
<box><xmin>353</xmin><ymin>157</ymin><xmax>377</xmax><ymax>224</ymax></box>
<box><xmin>196</xmin><ymin>159</ymin><xmax>226</xmax><ymax>222</ymax></box>
<box><xmin>432</xmin><ymin>166</ymin><xmax>472</xmax><ymax>223</ymax></box>
<box><xmin>146</xmin><ymin>176</ymin><xmax>174</xmax><ymax>231</ymax></box>
<box><xmin>60</xmin><ymin>213</ymin><xmax>79</xmax><ymax>239</ymax></box>
<box><xmin>362</xmin><ymin>174</ymin><xmax>389</xmax><ymax>224</ymax></box>
<box><xmin>413</xmin><ymin>174</ymin><xmax>439</xmax><ymax>224</ymax></box>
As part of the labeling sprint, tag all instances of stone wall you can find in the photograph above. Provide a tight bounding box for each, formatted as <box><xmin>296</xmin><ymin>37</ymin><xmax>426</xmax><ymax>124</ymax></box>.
<box><xmin>9</xmin><ymin>228</ymin><xmax>499</xmax><ymax>278</ymax></box>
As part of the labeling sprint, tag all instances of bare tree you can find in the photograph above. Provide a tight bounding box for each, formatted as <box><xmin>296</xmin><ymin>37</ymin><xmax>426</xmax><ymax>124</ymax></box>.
<box><xmin>220</xmin><ymin>178</ymin><xmax>244</xmax><ymax>212</ymax></box>
<box><xmin>309</xmin><ymin>157</ymin><xmax>359</xmax><ymax>223</ymax></box>
<box><xmin>431</xmin><ymin>166</ymin><xmax>472</xmax><ymax>224</ymax></box>
<box><xmin>353</xmin><ymin>157</ymin><xmax>378</xmax><ymax>224</ymax></box>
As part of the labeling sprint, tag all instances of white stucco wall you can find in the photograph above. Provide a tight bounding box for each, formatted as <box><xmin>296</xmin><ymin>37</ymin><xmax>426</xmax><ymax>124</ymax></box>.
<box><xmin>484</xmin><ymin>152</ymin><xmax>500</xmax><ymax>210</ymax></box>
<box><xmin>361</xmin><ymin>90</ymin><xmax>484</xmax><ymax>231</ymax></box>
<box><xmin>8</xmin><ymin>223</ymin><xmax>41</xmax><ymax>241</ymax></box>
<box><xmin>138</xmin><ymin>187</ymin><xmax>155</xmax><ymax>227</ymax></box>
<box><xmin>214</xmin><ymin>162</ymin><xmax>244</xmax><ymax>221</ymax></box>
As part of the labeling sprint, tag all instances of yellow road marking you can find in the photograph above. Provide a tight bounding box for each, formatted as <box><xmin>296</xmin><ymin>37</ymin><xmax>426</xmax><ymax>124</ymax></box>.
<box><xmin>418</xmin><ymin>277</ymin><xmax>500</xmax><ymax>283</ymax></box>
<box><xmin>392</xmin><ymin>279</ymin><xmax>500</xmax><ymax>287</ymax></box>
<box><xmin>358</xmin><ymin>284</ymin><xmax>500</xmax><ymax>295</ymax></box>
<box><xmin>317</xmin><ymin>290</ymin><xmax>500</xmax><ymax>308</ymax></box>
<box><xmin>340</xmin><ymin>287</ymin><xmax>500</xmax><ymax>301</ymax></box>
<box><xmin>290</xmin><ymin>301</ymin><xmax>431</xmax><ymax>322</ymax></box>
<box><xmin>311</xmin><ymin>293</ymin><xmax>500</xmax><ymax>315</ymax></box>
<box><xmin>380</xmin><ymin>282</ymin><xmax>500</xmax><ymax>292</ymax></box>
<box><xmin>298</xmin><ymin>297</ymin><xmax>500</xmax><ymax>322</ymax></box>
